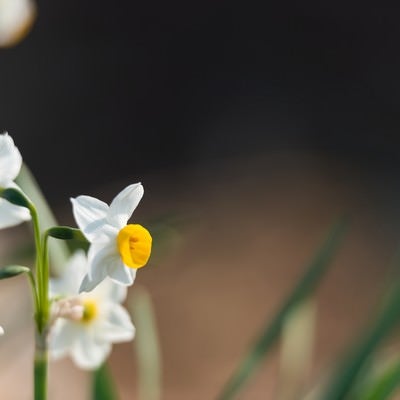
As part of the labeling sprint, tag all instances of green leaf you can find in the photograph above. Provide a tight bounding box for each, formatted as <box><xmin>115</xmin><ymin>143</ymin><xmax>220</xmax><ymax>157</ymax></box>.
<box><xmin>321</xmin><ymin>280</ymin><xmax>400</xmax><ymax>400</ymax></box>
<box><xmin>0</xmin><ymin>265</ymin><xmax>31</xmax><ymax>279</ymax></box>
<box><xmin>46</xmin><ymin>226</ymin><xmax>87</xmax><ymax>242</ymax></box>
<box><xmin>130</xmin><ymin>287</ymin><xmax>162</xmax><ymax>400</ymax></box>
<box><xmin>92</xmin><ymin>363</ymin><xmax>118</xmax><ymax>400</ymax></box>
<box><xmin>217</xmin><ymin>217</ymin><xmax>349</xmax><ymax>400</ymax></box>
<box><xmin>278</xmin><ymin>299</ymin><xmax>317</xmax><ymax>399</ymax></box>
<box><xmin>0</xmin><ymin>187</ymin><xmax>33</xmax><ymax>210</ymax></box>
<box><xmin>16</xmin><ymin>164</ymin><xmax>70</xmax><ymax>274</ymax></box>
<box><xmin>356</xmin><ymin>358</ymin><xmax>400</xmax><ymax>400</ymax></box>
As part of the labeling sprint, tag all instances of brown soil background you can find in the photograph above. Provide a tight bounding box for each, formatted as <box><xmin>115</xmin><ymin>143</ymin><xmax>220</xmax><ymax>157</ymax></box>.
<box><xmin>0</xmin><ymin>151</ymin><xmax>399</xmax><ymax>399</ymax></box>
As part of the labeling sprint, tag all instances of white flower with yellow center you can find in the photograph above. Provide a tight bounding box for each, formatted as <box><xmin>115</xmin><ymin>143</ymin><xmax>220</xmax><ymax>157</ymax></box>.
<box><xmin>71</xmin><ymin>183</ymin><xmax>152</xmax><ymax>292</ymax></box>
<box><xmin>49</xmin><ymin>251</ymin><xmax>135</xmax><ymax>370</ymax></box>
<box><xmin>0</xmin><ymin>132</ymin><xmax>31</xmax><ymax>228</ymax></box>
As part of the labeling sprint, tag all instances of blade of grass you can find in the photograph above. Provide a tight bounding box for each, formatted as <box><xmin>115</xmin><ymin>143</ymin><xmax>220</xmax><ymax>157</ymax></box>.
<box><xmin>92</xmin><ymin>363</ymin><xmax>119</xmax><ymax>400</ymax></box>
<box><xmin>361</xmin><ymin>358</ymin><xmax>400</xmax><ymax>400</ymax></box>
<box><xmin>130</xmin><ymin>287</ymin><xmax>162</xmax><ymax>400</ymax></box>
<box><xmin>16</xmin><ymin>164</ymin><xmax>69</xmax><ymax>273</ymax></box>
<box><xmin>217</xmin><ymin>217</ymin><xmax>349</xmax><ymax>400</ymax></box>
<box><xmin>321</xmin><ymin>280</ymin><xmax>400</xmax><ymax>400</ymax></box>
<box><xmin>277</xmin><ymin>299</ymin><xmax>317</xmax><ymax>400</ymax></box>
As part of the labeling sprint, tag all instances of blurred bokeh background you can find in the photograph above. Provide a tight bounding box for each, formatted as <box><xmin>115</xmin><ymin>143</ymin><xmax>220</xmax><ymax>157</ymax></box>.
<box><xmin>2</xmin><ymin>1</ymin><xmax>400</xmax><ymax>399</ymax></box>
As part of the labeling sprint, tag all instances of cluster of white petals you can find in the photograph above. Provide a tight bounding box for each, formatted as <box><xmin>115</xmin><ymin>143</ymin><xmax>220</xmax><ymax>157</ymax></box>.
<box><xmin>0</xmin><ymin>133</ymin><xmax>31</xmax><ymax>228</ymax></box>
<box><xmin>0</xmin><ymin>132</ymin><xmax>29</xmax><ymax>342</ymax></box>
<box><xmin>0</xmin><ymin>132</ymin><xmax>150</xmax><ymax>369</ymax></box>
<box><xmin>49</xmin><ymin>251</ymin><xmax>135</xmax><ymax>369</ymax></box>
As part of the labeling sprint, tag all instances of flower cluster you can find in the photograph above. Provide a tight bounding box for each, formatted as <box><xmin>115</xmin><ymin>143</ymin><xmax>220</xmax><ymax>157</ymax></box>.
<box><xmin>0</xmin><ymin>132</ymin><xmax>152</xmax><ymax>369</ymax></box>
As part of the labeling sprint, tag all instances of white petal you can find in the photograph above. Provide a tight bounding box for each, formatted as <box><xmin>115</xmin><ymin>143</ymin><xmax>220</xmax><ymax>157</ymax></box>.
<box><xmin>0</xmin><ymin>197</ymin><xmax>30</xmax><ymax>229</ymax></box>
<box><xmin>71</xmin><ymin>333</ymin><xmax>111</xmax><ymax>370</ymax></box>
<box><xmin>49</xmin><ymin>319</ymin><xmax>81</xmax><ymax>359</ymax></box>
<box><xmin>79</xmin><ymin>242</ymin><xmax>119</xmax><ymax>292</ymax></box>
<box><xmin>0</xmin><ymin>133</ymin><xmax>22</xmax><ymax>185</ymax></box>
<box><xmin>71</xmin><ymin>196</ymin><xmax>111</xmax><ymax>241</ymax></box>
<box><xmin>0</xmin><ymin>0</ymin><xmax>36</xmax><ymax>48</ymax></box>
<box><xmin>0</xmin><ymin>325</ymin><xmax>4</xmax><ymax>335</ymax></box>
<box><xmin>108</xmin><ymin>262</ymin><xmax>136</xmax><ymax>287</ymax></box>
<box><xmin>50</xmin><ymin>250</ymin><xmax>88</xmax><ymax>297</ymax></box>
<box><xmin>108</xmin><ymin>183</ymin><xmax>144</xmax><ymax>229</ymax></box>
<box><xmin>108</xmin><ymin>280</ymin><xmax>128</xmax><ymax>303</ymax></box>
<box><xmin>96</xmin><ymin>304</ymin><xmax>135</xmax><ymax>343</ymax></box>
<box><xmin>88</xmin><ymin>277</ymin><xmax>127</xmax><ymax>304</ymax></box>
<box><xmin>80</xmin><ymin>273</ymin><xmax>105</xmax><ymax>293</ymax></box>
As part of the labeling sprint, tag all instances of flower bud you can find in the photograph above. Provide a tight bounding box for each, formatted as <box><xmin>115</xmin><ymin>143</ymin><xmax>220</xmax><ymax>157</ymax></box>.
<box><xmin>0</xmin><ymin>187</ymin><xmax>32</xmax><ymax>210</ymax></box>
<box><xmin>0</xmin><ymin>265</ymin><xmax>30</xmax><ymax>280</ymax></box>
<box><xmin>46</xmin><ymin>226</ymin><xmax>87</xmax><ymax>242</ymax></box>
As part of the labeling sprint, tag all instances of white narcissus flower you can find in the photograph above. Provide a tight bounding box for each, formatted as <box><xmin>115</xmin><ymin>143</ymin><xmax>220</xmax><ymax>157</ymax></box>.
<box><xmin>71</xmin><ymin>183</ymin><xmax>152</xmax><ymax>292</ymax></box>
<box><xmin>49</xmin><ymin>250</ymin><xmax>135</xmax><ymax>370</ymax></box>
<box><xmin>0</xmin><ymin>0</ymin><xmax>36</xmax><ymax>47</ymax></box>
<box><xmin>0</xmin><ymin>132</ymin><xmax>31</xmax><ymax>228</ymax></box>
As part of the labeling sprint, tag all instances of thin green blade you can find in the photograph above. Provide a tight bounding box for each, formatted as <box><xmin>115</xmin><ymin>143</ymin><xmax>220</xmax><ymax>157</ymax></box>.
<box><xmin>130</xmin><ymin>287</ymin><xmax>162</xmax><ymax>400</ymax></box>
<box><xmin>217</xmin><ymin>217</ymin><xmax>349</xmax><ymax>400</ymax></box>
<box><xmin>321</xmin><ymin>280</ymin><xmax>400</xmax><ymax>400</ymax></box>
<box><xmin>92</xmin><ymin>363</ymin><xmax>118</xmax><ymax>400</ymax></box>
<box><xmin>364</xmin><ymin>359</ymin><xmax>400</xmax><ymax>400</ymax></box>
<box><xmin>15</xmin><ymin>164</ymin><xmax>69</xmax><ymax>273</ymax></box>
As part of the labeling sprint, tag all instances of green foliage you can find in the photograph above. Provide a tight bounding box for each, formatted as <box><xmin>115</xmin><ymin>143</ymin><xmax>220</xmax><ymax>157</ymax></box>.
<box><xmin>16</xmin><ymin>164</ymin><xmax>70</xmax><ymax>274</ymax></box>
<box><xmin>217</xmin><ymin>217</ymin><xmax>349</xmax><ymax>400</ymax></box>
<box><xmin>130</xmin><ymin>287</ymin><xmax>162</xmax><ymax>400</ymax></box>
<box><xmin>321</xmin><ymin>281</ymin><xmax>400</xmax><ymax>400</ymax></box>
<box><xmin>0</xmin><ymin>265</ymin><xmax>30</xmax><ymax>279</ymax></box>
<box><xmin>356</xmin><ymin>358</ymin><xmax>400</xmax><ymax>400</ymax></box>
<box><xmin>46</xmin><ymin>226</ymin><xmax>87</xmax><ymax>242</ymax></box>
<box><xmin>92</xmin><ymin>364</ymin><xmax>119</xmax><ymax>400</ymax></box>
<box><xmin>0</xmin><ymin>187</ymin><xmax>33</xmax><ymax>210</ymax></box>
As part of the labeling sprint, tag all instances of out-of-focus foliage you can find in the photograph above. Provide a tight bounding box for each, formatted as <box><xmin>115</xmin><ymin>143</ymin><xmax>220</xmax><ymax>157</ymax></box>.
<box><xmin>92</xmin><ymin>364</ymin><xmax>119</xmax><ymax>400</ymax></box>
<box><xmin>130</xmin><ymin>287</ymin><xmax>162</xmax><ymax>400</ymax></box>
<box><xmin>218</xmin><ymin>218</ymin><xmax>349</xmax><ymax>400</ymax></box>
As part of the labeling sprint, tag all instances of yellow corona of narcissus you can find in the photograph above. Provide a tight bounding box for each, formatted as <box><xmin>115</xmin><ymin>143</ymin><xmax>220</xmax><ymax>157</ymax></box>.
<box><xmin>71</xmin><ymin>183</ymin><xmax>152</xmax><ymax>292</ymax></box>
<box><xmin>117</xmin><ymin>224</ymin><xmax>152</xmax><ymax>268</ymax></box>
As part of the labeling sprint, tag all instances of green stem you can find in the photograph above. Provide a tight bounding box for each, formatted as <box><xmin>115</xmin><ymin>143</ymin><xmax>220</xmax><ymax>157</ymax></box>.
<box><xmin>34</xmin><ymin>331</ymin><xmax>48</xmax><ymax>400</ymax></box>
<box><xmin>30</xmin><ymin>205</ymin><xmax>49</xmax><ymax>400</ymax></box>
<box><xmin>41</xmin><ymin>232</ymin><xmax>50</xmax><ymax>328</ymax></box>
<box><xmin>27</xmin><ymin>270</ymin><xmax>40</xmax><ymax>316</ymax></box>
<box><xmin>30</xmin><ymin>207</ymin><xmax>44</xmax><ymax>331</ymax></box>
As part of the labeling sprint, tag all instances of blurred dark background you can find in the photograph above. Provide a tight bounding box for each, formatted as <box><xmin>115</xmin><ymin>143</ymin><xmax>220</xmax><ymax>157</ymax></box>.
<box><xmin>1</xmin><ymin>1</ymin><xmax>400</xmax><ymax>200</ymax></box>
<box><xmin>3</xmin><ymin>3</ymin><xmax>400</xmax><ymax>398</ymax></box>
